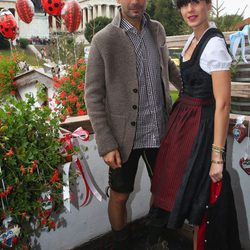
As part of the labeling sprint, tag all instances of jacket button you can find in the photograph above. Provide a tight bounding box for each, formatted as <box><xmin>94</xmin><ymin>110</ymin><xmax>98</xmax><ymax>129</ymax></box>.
<box><xmin>132</xmin><ymin>105</ymin><xmax>137</xmax><ymax>109</ymax></box>
<box><xmin>131</xmin><ymin>121</ymin><xmax>136</xmax><ymax>126</ymax></box>
<box><xmin>133</xmin><ymin>88</ymin><xmax>138</xmax><ymax>93</ymax></box>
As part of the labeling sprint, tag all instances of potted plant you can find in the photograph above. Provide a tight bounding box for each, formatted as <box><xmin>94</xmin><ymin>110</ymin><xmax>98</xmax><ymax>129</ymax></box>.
<box><xmin>0</xmin><ymin>94</ymin><xmax>66</xmax><ymax>249</ymax></box>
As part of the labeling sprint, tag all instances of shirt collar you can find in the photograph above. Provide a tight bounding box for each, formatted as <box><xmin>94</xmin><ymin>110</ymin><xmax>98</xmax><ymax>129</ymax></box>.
<box><xmin>120</xmin><ymin>12</ymin><xmax>147</xmax><ymax>33</ymax></box>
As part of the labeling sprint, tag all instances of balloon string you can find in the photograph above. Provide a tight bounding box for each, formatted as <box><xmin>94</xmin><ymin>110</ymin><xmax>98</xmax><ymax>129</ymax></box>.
<box><xmin>72</xmin><ymin>33</ymin><xmax>77</xmax><ymax>63</ymax></box>
<box><xmin>55</xmin><ymin>26</ymin><xmax>61</xmax><ymax>64</ymax></box>
<box><xmin>9</xmin><ymin>39</ymin><xmax>13</xmax><ymax>56</ymax></box>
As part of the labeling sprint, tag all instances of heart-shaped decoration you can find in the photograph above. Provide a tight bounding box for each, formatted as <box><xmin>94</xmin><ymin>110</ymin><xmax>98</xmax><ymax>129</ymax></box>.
<box><xmin>0</xmin><ymin>217</ymin><xmax>20</xmax><ymax>248</ymax></box>
<box><xmin>239</xmin><ymin>157</ymin><xmax>250</xmax><ymax>175</ymax></box>
<box><xmin>233</xmin><ymin>123</ymin><xmax>246</xmax><ymax>143</ymax></box>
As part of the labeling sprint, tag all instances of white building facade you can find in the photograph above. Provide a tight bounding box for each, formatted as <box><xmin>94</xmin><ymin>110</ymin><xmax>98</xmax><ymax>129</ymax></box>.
<box><xmin>0</xmin><ymin>0</ymin><xmax>119</xmax><ymax>38</ymax></box>
<box><xmin>78</xmin><ymin>0</ymin><xmax>119</xmax><ymax>29</ymax></box>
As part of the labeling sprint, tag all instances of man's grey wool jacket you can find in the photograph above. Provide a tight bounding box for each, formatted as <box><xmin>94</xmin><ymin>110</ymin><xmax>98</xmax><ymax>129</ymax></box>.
<box><xmin>85</xmin><ymin>12</ymin><xmax>182</xmax><ymax>163</ymax></box>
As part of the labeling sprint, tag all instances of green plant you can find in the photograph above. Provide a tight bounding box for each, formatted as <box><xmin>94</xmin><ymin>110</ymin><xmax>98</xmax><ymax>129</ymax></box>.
<box><xmin>84</xmin><ymin>16</ymin><xmax>112</xmax><ymax>43</ymax></box>
<box><xmin>54</xmin><ymin>58</ymin><xmax>87</xmax><ymax>118</ymax></box>
<box><xmin>230</xmin><ymin>60</ymin><xmax>242</xmax><ymax>81</ymax></box>
<box><xmin>0</xmin><ymin>54</ymin><xmax>18</xmax><ymax>98</ymax></box>
<box><xmin>19</xmin><ymin>38</ymin><xmax>30</xmax><ymax>49</ymax></box>
<box><xmin>48</xmin><ymin>33</ymin><xmax>85</xmax><ymax>65</ymax></box>
<box><xmin>0</xmin><ymin>94</ymin><xmax>66</xmax><ymax>248</ymax></box>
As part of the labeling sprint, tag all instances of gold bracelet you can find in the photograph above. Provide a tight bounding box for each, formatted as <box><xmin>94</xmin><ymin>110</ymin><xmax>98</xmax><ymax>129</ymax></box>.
<box><xmin>211</xmin><ymin>159</ymin><xmax>224</xmax><ymax>164</ymax></box>
<box><xmin>212</xmin><ymin>144</ymin><xmax>225</xmax><ymax>151</ymax></box>
<box><xmin>212</xmin><ymin>148</ymin><xmax>224</xmax><ymax>154</ymax></box>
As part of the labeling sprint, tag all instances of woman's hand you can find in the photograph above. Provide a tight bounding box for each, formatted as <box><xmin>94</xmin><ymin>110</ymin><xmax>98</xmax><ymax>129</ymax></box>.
<box><xmin>209</xmin><ymin>162</ymin><xmax>223</xmax><ymax>183</ymax></box>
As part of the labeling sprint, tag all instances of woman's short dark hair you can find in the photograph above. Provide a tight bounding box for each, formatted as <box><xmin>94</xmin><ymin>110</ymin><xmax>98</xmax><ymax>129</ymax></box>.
<box><xmin>176</xmin><ymin>0</ymin><xmax>211</xmax><ymax>9</ymax></box>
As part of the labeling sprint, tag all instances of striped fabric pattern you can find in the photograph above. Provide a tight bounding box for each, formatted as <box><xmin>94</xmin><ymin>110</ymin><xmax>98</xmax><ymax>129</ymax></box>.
<box><xmin>120</xmin><ymin>16</ymin><xmax>166</xmax><ymax>149</ymax></box>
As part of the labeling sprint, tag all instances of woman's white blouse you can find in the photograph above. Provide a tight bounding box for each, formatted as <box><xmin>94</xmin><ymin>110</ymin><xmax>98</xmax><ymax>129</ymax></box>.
<box><xmin>182</xmin><ymin>27</ymin><xmax>232</xmax><ymax>74</ymax></box>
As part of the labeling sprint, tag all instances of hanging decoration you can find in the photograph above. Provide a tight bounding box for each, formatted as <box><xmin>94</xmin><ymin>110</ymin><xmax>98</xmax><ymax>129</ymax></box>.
<box><xmin>230</xmin><ymin>25</ymin><xmax>250</xmax><ymax>63</ymax></box>
<box><xmin>239</xmin><ymin>120</ymin><xmax>250</xmax><ymax>175</ymax></box>
<box><xmin>0</xmin><ymin>9</ymin><xmax>17</xmax><ymax>40</ymax></box>
<box><xmin>61</xmin><ymin>0</ymin><xmax>81</xmax><ymax>33</ymax></box>
<box><xmin>16</xmin><ymin>0</ymin><xmax>35</xmax><ymax>24</ymax></box>
<box><xmin>41</xmin><ymin>0</ymin><xmax>64</xmax><ymax>16</ymax></box>
<box><xmin>0</xmin><ymin>217</ymin><xmax>20</xmax><ymax>248</ymax></box>
<box><xmin>239</xmin><ymin>158</ymin><xmax>250</xmax><ymax>175</ymax></box>
<box><xmin>232</xmin><ymin>116</ymin><xmax>246</xmax><ymax>143</ymax></box>
<box><xmin>60</xmin><ymin>127</ymin><xmax>104</xmax><ymax>212</ymax></box>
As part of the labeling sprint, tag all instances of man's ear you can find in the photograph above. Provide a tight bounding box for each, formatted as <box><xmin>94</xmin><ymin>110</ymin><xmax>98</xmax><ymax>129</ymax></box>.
<box><xmin>208</xmin><ymin>2</ymin><xmax>212</xmax><ymax>12</ymax></box>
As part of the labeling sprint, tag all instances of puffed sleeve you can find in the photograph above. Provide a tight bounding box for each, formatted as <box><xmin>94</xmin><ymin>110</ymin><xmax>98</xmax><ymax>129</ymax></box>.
<box><xmin>200</xmin><ymin>37</ymin><xmax>232</xmax><ymax>74</ymax></box>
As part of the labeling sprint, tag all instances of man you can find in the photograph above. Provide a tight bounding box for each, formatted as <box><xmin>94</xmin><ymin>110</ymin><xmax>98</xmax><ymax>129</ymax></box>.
<box><xmin>85</xmin><ymin>0</ymin><xmax>182</xmax><ymax>249</ymax></box>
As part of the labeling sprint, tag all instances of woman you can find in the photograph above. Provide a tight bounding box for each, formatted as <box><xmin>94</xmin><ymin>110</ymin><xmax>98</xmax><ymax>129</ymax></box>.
<box><xmin>151</xmin><ymin>0</ymin><xmax>241</xmax><ymax>249</ymax></box>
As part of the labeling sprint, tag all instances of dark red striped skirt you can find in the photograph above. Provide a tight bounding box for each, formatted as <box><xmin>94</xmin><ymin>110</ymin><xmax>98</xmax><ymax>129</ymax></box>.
<box><xmin>151</xmin><ymin>95</ymin><xmax>215</xmax><ymax>228</ymax></box>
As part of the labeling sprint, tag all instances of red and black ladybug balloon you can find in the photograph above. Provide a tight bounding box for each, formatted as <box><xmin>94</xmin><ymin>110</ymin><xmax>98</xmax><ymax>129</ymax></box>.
<box><xmin>61</xmin><ymin>0</ymin><xmax>81</xmax><ymax>33</ymax></box>
<box><xmin>0</xmin><ymin>9</ymin><xmax>17</xmax><ymax>40</ymax></box>
<box><xmin>41</xmin><ymin>0</ymin><xmax>64</xmax><ymax>16</ymax></box>
<box><xmin>16</xmin><ymin>0</ymin><xmax>35</xmax><ymax>24</ymax></box>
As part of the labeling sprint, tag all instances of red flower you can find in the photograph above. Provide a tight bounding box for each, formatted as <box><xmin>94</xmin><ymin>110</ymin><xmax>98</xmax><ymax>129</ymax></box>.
<box><xmin>50</xmin><ymin>169</ymin><xmax>59</xmax><ymax>182</ymax></box>
<box><xmin>60</xmin><ymin>91</ymin><xmax>66</xmax><ymax>99</ymax></box>
<box><xmin>66</xmin><ymin>106</ymin><xmax>73</xmax><ymax>115</ymax></box>
<box><xmin>0</xmin><ymin>185</ymin><xmax>13</xmax><ymax>197</ymax></box>
<box><xmin>49</xmin><ymin>220</ymin><xmax>56</xmax><ymax>229</ymax></box>
<box><xmin>77</xmin><ymin>109</ymin><xmax>86</xmax><ymax>116</ymax></box>
<box><xmin>77</xmin><ymin>58</ymin><xmax>85</xmax><ymax>64</ymax></box>
<box><xmin>73</xmin><ymin>71</ymin><xmax>80</xmax><ymax>78</ymax></box>
<box><xmin>12</xmin><ymin>81</ymin><xmax>17</xmax><ymax>85</ymax></box>
<box><xmin>32</xmin><ymin>160</ymin><xmax>37</xmax><ymax>170</ymax></box>
<box><xmin>55</xmin><ymin>98</ymin><xmax>60</xmax><ymax>105</ymax></box>
<box><xmin>77</xmin><ymin>84</ymin><xmax>84</xmax><ymax>91</ymax></box>
<box><xmin>5</xmin><ymin>148</ymin><xmax>14</xmax><ymax>157</ymax></box>
<box><xmin>41</xmin><ymin>218</ymin><xmax>47</xmax><ymax>225</ymax></box>
<box><xmin>20</xmin><ymin>165</ymin><xmax>26</xmax><ymax>174</ymax></box>
<box><xmin>10</xmin><ymin>90</ymin><xmax>16</xmax><ymax>95</ymax></box>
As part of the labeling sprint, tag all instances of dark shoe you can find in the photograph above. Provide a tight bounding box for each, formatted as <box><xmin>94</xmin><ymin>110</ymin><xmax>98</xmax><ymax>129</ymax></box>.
<box><xmin>112</xmin><ymin>227</ymin><xmax>132</xmax><ymax>250</ymax></box>
<box><xmin>146</xmin><ymin>207</ymin><xmax>170</xmax><ymax>246</ymax></box>
<box><xmin>146</xmin><ymin>239</ymin><xmax>169</xmax><ymax>250</ymax></box>
<box><xmin>113</xmin><ymin>239</ymin><xmax>132</xmax><ymax>250</ymax></box>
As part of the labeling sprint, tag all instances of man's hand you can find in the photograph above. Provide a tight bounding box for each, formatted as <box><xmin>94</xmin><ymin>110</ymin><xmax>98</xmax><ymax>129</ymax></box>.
<box><xmin>102</xmin><ymin>149</ymin><xmax>122</xmax><ymax>169</ymax></box>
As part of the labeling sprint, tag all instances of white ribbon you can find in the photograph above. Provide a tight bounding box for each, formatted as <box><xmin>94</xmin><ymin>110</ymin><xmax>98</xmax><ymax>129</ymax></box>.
<box><xmin>74</xmin><ymin>137</ymin><xmax>104</xmax><ymax>203</ymax></box>
<box><xmin>63</xmin><ymin>162</ymin><xmax>71</xmax><ymax>212</ymax></box>
<box><xmin>230</xmin><ymin>25</ymin><xmax>250</xmax><ymax>63</ymax></box>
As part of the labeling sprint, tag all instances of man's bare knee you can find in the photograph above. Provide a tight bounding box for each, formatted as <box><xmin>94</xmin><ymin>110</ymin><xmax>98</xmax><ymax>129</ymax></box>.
<box><xmin>110</xmin><ymin>190</ymin><xmax>129</xmax><ymax>205</ymax></box>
